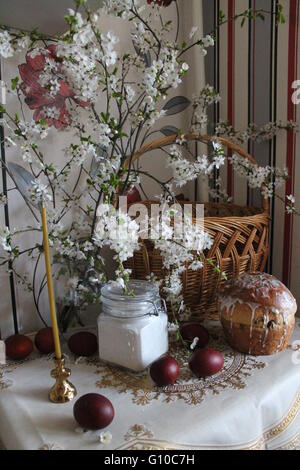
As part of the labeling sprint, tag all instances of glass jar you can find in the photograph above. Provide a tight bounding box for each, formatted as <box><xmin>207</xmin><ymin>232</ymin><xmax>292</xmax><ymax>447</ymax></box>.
<box><xmin>98</xmin><ymin>280</ymin><xmax>168</xmax><ymax>372</ymax></box>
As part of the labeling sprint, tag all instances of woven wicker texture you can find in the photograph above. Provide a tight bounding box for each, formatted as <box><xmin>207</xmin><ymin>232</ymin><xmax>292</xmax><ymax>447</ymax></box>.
<box><xmin>123</xmin><ymin>134</ymin><xmax>270</xmax><ymax>319</ymax></box>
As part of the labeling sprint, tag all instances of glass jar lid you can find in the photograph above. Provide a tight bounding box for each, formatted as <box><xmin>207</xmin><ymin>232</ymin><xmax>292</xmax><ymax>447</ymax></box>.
<box><xmin>101</xmin><ymin>280</ymin><xmax>162</xmax><ymax>318</ymax></box>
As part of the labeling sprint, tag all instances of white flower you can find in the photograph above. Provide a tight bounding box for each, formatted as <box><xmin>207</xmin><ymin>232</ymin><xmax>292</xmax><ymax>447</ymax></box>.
<box><xmin>74</xmin><ymin>24</ymin><xmax>94</xmax><ymax>47</ymax></box>
<box><xmin>287</xmin><ymin>195</ymin><xmax>296</xmax><ymax>204</ymax></box>
<box><xmin>16</xmin><ymin>36</ymin><xmax>30</xmax><ymax>51</ymax></box>
<box><xmin>286</xmin><ymin>195</ymin><xmax>296</xmax><ymax>214</ymax></box>
<box><xmin>0</xmin><ymin>193</ymin><xmax>7</xmax><ymax>206</ymax></box>
<box><xmin>190</xmin><ymin>337</ymin><xmax>199</xmax><ymax>351</ymax></box>
<box><xmin>124</xmin><ymin>84</ymin><xmax>136</xmax><ymax>103</ymax></box>
<box><xmin>202</xmin><ymin>34</ymin><xmax>214</xmax><ymax>48</ymax></box>
<box><xmin>29</xmin><ymin>181</ymin><xmax>52</xmax><ymax>204</ymax></box>
<box><xmin>168</xmin><ymin>322</ymin><xmax>179</xmax><ymax>333</ymax></box>
<box><xmin>181</xmin><ymin>63</ymin><xmax>189</xmax><ymax>72</ymax></box>
<box><xmin>65</xmin><ymin>141</ymin><xmax>96</xmax><ymax>166</ymax></box>
<box><xmin>99</xmin><ymin>431</ymin><xmax>112</xmax><ymax>445</ymax></box>
<box><xmin>68</xmin><ymin>9</ymin><xmax>84</xmax><ymax>28</ymax></box>
<box><xmin>102</xmin><ymin>0</ymin><xmax>141</xmax><ymax>19</ymax></box>
<box><xmin>0</xmin><ymin>227</ymin><xmax>11</xmax><ymax>252</ymax></box>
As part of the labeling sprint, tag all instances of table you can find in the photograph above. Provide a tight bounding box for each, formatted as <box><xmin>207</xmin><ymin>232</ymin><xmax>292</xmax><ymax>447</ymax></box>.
<box><xmin>1</xmin><ymin>321</ymin><xmax>300</xmax><ymax>450</ymax></box>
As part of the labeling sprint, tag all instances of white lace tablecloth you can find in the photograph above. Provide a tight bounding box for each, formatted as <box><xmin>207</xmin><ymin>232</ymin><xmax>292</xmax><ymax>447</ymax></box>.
<box><xmin>0</xmin><ymin>321</ymin><xmax>300</xmax><ymax>450</ymax></box>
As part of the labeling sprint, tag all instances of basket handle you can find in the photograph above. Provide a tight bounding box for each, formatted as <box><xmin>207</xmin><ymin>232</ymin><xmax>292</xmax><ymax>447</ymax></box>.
<box><xmin>124</xmin><ymin>132</ymin><xmax>269</xmax><ymax>213</ymax></box>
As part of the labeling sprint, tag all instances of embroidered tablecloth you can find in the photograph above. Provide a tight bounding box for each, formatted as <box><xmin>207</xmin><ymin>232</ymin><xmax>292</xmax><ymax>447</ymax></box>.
<box><xmin>0</xmin><ymin>321</ymin><xmax>300</xmax><ymax>450</ymax></box>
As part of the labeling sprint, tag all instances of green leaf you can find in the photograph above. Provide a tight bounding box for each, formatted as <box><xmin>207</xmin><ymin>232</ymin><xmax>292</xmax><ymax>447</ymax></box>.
<box><xmin>11</xmin><ymin>76</ymin><xmax>19</xmax><ymax>91</ymax></box>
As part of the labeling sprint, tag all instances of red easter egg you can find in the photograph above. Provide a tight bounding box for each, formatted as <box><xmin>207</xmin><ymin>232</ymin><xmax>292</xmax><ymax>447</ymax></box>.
<box><xmin>35</xmin><ymin>327</ymin><xmax>55</xmax><ymax>354</ymax></box>
<box><xmin>68</xmin><ymin>332</ymin><xmax>98</xmax><ymax>357</ymax></box>
<box><xmin>180</xmin><ymin>323</ymin><xmax>209</xmax><ymax>348</ymax></box>
<box><xmin>150</xmin><ymin>355</ymin><xmax>179</xmax><ymax>387</ymax></box>
<box><xmin>189</xmin><ymin>348</ymin><xmax>224</xmax><ymax>378</ymax></box>
<box><xmin>5</xmin><ymin>334</ymin><xmax>33</xmax><ymax>360</ymax></box>
<box><xmin>125</xmin><ymin>186</ymin><xmax>141</xmax><ymax>204</ymax></box>
<box><xmin>74</xmin><ymin>393</ymin><xmax>114</xmax><ymax>430</ymax></box>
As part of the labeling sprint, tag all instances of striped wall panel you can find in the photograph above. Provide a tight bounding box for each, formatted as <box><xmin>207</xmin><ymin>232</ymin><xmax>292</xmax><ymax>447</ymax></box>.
<box><xmin>204</xmin><ymin>0</ymin><xmax>300</xmax><ymax>307</ymax></box>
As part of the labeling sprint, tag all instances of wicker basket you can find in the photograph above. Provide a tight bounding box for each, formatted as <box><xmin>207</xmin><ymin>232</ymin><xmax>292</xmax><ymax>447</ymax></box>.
<box><xmin>123</xmin><ymin>133</ymin><xmax>270</xmax><ymax>319</ymax></box>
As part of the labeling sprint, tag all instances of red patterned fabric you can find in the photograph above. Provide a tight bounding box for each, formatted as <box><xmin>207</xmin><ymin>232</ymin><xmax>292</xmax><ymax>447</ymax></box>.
<box><xmin>19</xmin><ymin>46</ymin><xmax>90</xmax><ymax>129</ymax></box>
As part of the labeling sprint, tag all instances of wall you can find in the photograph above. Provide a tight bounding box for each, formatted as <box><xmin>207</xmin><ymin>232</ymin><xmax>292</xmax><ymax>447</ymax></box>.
<box><xmin>203</xmin><ymin>0</ymin><xmax>300</xmax><ymax>310</ymax></box>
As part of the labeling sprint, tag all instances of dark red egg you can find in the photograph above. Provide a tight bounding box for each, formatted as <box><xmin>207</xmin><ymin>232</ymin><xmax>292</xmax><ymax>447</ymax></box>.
<box><xmin>125</xmin><ymin>186</ymin><xmax>141</xmax><ymax>205</ymax></box>
<box><xmin>189</xmin><ymin>348</ymin><xmax>224</xmax><ymax>378</ymax></box>
<box><xmin>74</xmin><ymin>393</ymin><xmax>114</xmax><ymax>430</ymax></box>
<box><xmin>68</xmin><ymin>332</ymin><xmax>98</xmax><ymax>357</ymax></box>
<box><xmin>180</xmin><ymin>323</ymin><xmax>209</xmax><ymax>348</ymax></box>
<box><xmin>5</xmin><ymin>334</ymin><xmax>33</xmax><ymax>360</ymax></box>
<box><xmin>150</xmin><ymin>355</ymin><xmax>179</xmax><ymax>387</ymax></box>
<box><xmin>35</xmin><ymin>327</ymin><xmax>55</xmax><ymax>354</ymax></box>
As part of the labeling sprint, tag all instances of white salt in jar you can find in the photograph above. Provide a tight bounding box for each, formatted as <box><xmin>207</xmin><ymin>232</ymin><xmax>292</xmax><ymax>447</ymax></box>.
<box><xmin>98</xmin><ymin>280</ymin><xmax>168</xmax><ymax>372</ymax></box>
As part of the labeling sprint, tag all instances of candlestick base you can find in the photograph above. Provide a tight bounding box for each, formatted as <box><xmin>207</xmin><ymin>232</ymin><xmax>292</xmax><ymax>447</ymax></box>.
<box><xmin>49</xmin><ymin>357</ymin><xmax>77</xmax><ymax>403</ymax></box>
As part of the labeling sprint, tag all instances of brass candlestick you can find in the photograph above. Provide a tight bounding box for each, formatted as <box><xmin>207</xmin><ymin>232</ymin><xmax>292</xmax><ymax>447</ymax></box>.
<box><xmin>49</xmin><ymin>357</ymin><xmax>77</xmax><ymax>404</ymax></box>
<box><xmin>41</xmin><ymin>204</ymin><xmax>76</xmax><ymax>403</ymax></box>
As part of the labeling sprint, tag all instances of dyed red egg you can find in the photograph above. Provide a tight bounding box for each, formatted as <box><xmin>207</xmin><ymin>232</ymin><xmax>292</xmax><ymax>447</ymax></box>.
<box><xmin>5</xmin><ymin>334</ymin><xmax>33</xmax><ymax>360</ymax></box>
<box><xmin>125</xmin><ymin>186</ymin><xmax>141</xmax><ymax>204</ymax></box>
<box><xmin>189</xmin><ymin>348</ymin><xmax>224</xmax><ymax>378</ymax></box>
<box><xmin>150</xmin><ymin>355</ymin><xmax>179</xmax><ymax>387</ymax></box>
<box><xmin>180</xmin><ymin>323</ymin><xmax>209</xmax><ymax>348</ymax></box>
<box><xmin>68</xmin><ymin>332</ymin><xmax>98</xmax><ymax>357</ymax></box>
<box><xmin>35</xmin><ymin>327</ymin><xmax>55</xmax><ymax>354</ymax></box>
<box><xmin>74</xmin><ymin>393</ymin><xmax>114</xmax><ymax>430</ymax></box>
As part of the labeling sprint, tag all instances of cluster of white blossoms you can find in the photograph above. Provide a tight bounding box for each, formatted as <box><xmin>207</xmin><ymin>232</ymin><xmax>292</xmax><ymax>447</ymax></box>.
<box><xmin>229</xmin><ymin>153</ymin><xmax>289</xmax><ymax>198</ymax></box>
<box><xmin>92</xmin><ymin>153</ymin><xmax>121</xmax><ymax>189</ymax></box>
<box><xmin>98</xmin><ymin>123</ymin><xmax>114</xmax><ymax>149</ymax></box>
<box><xmin>102</xmin><ymin>0</ymin><xmax>142</xmax><ymax>19</ymax></box>
<box><xmin>286</xmin><ymin>195</ymin><xmax>297</xmax><ymax>215</ymax></box>
<box><xmin>149</xmin><ymin>201</ymin><xmax>213</xmax><ymax>304</ymax></box>
<box><xmin>65</xmin><ymin>142</ymin><xmax>97</xmax><ymax>166</ymax></box>
<box><xmin>215</xmin><ymin>119</ymin><xmax>298</xmax><ymax>144</ymax></box>
<box><xmin>29</xmin><ymin>181</ymin><xmax>52</xmax><ymax>205</ymax></box>
<box><xmin>188</xmin><ymin>26</ymin><xmax>214</xmax><ymax>54</ymax></box>
<box><xmin>94</xmin><ymin>204</ymin><xmax>140</xmax><ymax>264</ymax></box>
<box><xmin>143</xmin><ymin>47</ymin><xmax>188</xmax><ymax>100</ymax></box>
<box><xmin>0</xmin><ymin>30</ymin><xmax>30</xmax><ymax>58</ymax></box>
<box><xmin>192</xmin><ymin>85</ymin><xmax>221</xmax><ymax>131</ymax></box>
<box><xmin>0</xmin><ymin>30</ymin><xmax>14</xmax><ymax>58</ymax></box>
<box><xmin>53</xmin><ymin>11</ymin><xmax>119</xmax><ymax>103</ymax></box>
<box><xmin>167</xmin><ymin>141</ymin><xmax>225</xmax><ymax>188</ymax></box>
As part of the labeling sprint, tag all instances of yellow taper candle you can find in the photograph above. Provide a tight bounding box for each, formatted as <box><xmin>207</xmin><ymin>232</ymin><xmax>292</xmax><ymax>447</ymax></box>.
<box><xmin>41</xmin><ymin>204</ymin><xmax>62</xmax><ymax>360</ymax></box>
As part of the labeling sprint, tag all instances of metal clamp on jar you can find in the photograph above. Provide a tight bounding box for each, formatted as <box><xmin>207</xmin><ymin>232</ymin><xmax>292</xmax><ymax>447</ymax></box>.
<box><xmin>98</xmin><ymin>280</ymin><xmax>169</xmax><ymax>372</ymax></box>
